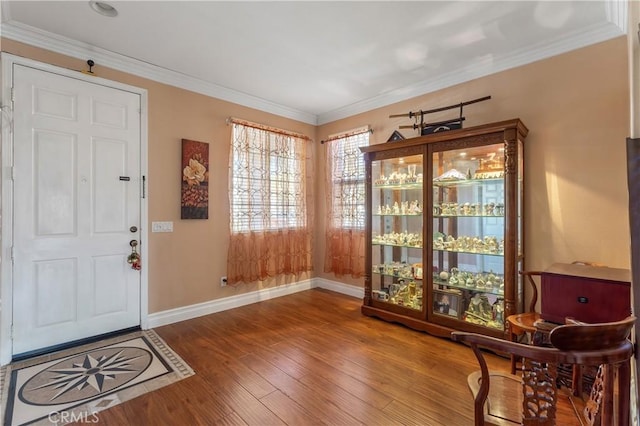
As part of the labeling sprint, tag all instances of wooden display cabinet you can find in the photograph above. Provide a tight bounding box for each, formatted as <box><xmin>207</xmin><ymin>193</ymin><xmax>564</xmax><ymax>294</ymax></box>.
<box><xmin>361</xmin><ymin>119</ymin><xmax>528</xmax><ymax>338</ymax></box>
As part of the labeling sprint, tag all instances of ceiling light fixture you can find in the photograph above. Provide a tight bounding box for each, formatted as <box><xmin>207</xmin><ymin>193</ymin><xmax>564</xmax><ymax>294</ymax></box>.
<box><xmin>89</xmin><ymin>1</ymin><xmax>118</xmax><ymax>17</ymax></box>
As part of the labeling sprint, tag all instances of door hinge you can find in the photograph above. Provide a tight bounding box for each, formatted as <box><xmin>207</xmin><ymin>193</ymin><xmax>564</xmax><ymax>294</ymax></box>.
<box><xmin>10</xmin><ymin>246</ymin><xmax>15</xmax><ymax>262</ymax></box>
<box><xmin>11</xmin><ymin>87</ymin><xmax>15</xmax><ymax>103</ymax></box>
<box><xmin>142</xmin><ymin>175</ymin><xmax>146</xmax><ymax>199</ymax></box>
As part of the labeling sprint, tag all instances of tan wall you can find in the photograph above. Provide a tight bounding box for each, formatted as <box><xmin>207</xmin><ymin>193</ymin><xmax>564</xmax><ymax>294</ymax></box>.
<box><xmin>1</xmin><ymin>39</ymin><xmax>317</xmax><ymax>313</ymax></box>
<box><xmin>3</xmin><ymin>35</ymin><xmax>630</xmax><ymax>311</ymax></box>
<box><xmin>316</xmin><ymin>36</ymin><xmax>630</xmax><ymax>288</ymax></box>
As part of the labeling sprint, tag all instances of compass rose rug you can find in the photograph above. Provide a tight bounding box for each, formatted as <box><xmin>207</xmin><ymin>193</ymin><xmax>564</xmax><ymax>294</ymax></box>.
<box><xmin>0</xmin><ymin>329</ymin><xmax>194</xmax><ymax>425</ymax></box>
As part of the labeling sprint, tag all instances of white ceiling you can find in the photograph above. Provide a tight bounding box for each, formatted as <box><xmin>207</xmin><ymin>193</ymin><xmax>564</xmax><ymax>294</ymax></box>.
<box><xmin>0</xmin><ymin>1</ymin><xmax>627</xmax><ymax>125</ymax></box>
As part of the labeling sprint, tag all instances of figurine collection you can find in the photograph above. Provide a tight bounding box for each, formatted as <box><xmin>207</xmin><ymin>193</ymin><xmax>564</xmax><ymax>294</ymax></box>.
<box><xmin>434</xmin><ymin>267</ymin><xmax>504</xmax><ymax>294</ymax></box>
<box><xmin>376</xmin><ymin>200</ymin><xmax>422</xmax><ymax>215</ymax></box>
<box><xmin>433</xmin><ymin>201</ymin><xmax>504</xmax><ymax>216</ymax></box>
<box><xmin>374</xmin><ymin>164</ymin><xmax>422</xmax><ymax>186</ymax></box>
<box><xmin>433</xmin><ymin>235</ymin><xmax>504</xmax><ymax>255</ymax></box>
<box><xmin>372</xmin><ymin>231</ymin><xmax>422</xmax><ymax>248</ymax></box>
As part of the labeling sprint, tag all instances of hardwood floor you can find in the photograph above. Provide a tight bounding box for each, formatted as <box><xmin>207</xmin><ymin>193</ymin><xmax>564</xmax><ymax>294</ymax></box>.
<box><xmin>93</xmin><ymin>289</ymin><xmax>579</xmax><ymax>425</ymax></box>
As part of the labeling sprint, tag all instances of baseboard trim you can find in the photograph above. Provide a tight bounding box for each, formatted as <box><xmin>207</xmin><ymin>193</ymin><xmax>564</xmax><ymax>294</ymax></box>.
<box><xmin>314</xmin><ymin>278</ymin><xmax>365</xmax><ymax>299</ymax></box>
<box><xmin>147</xmin><ymin>277</ymin><xmax>363</xmax><ymax>329</ymax></box>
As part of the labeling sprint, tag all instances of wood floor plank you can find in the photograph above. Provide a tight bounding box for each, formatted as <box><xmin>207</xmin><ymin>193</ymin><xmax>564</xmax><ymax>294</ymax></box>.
<box><xmin>297</xmin><ymin>371</ymin><xmax>405</xmax><ymax>426</ymax></box>
<box><xmin>259</xmin><ymin>390</ymin><xmax>325</xmax><ymax>426</ymax></box>
<box><xmin>215</xmin><ymin>411</ymin><xmax>250</xmax><ymax>426</ymax></box>
<box><xmin>269</xmin><ymin>340</ymin><xmax>395</xmax><ymax>410</ymax></box>
<box><xmin>383</xmin><ymin>398</ymin><xmax>471</xmax><ymax>426</ymax></box>
<box><xmin>96</xmin><ymin>374</ymin><xmax>234</xmax><ymax>425</ymax></box>
<box><xmin>249</xmin><ymin>345</ymin><xmax>313</xmax><ymax>380</ymax></box>
<box><xmin>239</xmin><ymin>353</ymin><xmax>363</xmax><ymax>426</ymax></box>
<box><xmin>187</xmin><ymin>338</ymin><xmax>278</xmax><ymax>399</ymax></box>
<box><xmin>206</xmin><ymin>381</ymin><xmax>287</xmax><ymax>426</ymax></box>
<box><xmin>88</xmin><ymin>289</ymin><xmax>587</xmax><ymax>425</ymax></box>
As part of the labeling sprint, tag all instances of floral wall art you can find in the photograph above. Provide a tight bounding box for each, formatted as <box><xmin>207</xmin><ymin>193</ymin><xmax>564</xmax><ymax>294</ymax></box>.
<box><xmin>181</xmin><ymin>139</ymin><xmax>209</xmax><ymax>219</ymax></box>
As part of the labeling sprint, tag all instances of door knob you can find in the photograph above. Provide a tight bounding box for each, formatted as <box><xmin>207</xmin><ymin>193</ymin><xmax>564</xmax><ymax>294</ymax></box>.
<box><xmin>130</xmin><ymin>240</ymin><xmax>138</xmax><ymax>248</ymax></box>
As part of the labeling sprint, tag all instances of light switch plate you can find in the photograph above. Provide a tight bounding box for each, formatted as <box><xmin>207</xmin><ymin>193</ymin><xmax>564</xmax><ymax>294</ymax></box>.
<box><xmin>151</xmin><ymin>221</ymin><xmax>173</xmax><ymax>232</ymax></box>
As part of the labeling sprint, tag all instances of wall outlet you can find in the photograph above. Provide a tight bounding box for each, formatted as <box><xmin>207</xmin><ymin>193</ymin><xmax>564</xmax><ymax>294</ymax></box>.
<box><xmin>220</xmin><ymin>276</ymin><xmax>228</xmax><ymax>287</ymax></box>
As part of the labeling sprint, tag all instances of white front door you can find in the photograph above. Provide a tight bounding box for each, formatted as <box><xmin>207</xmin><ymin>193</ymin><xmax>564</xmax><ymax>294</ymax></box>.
<box><xmin>11</xmin><ymin>64</ymin><xmax>142</xmax><ymax>356</ymax></box>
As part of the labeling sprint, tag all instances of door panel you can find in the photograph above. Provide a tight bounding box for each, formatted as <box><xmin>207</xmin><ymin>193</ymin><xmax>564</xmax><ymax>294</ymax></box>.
<box><xmin>92</xmin><ymin>99</ymin><xmax>128</xmax><ymax>129</ymax></box>
<box><xmin>93</xmin><ymin>254</ymin><xmax>128</xmax><ymax>315</ymax></box>
<box><xmin>34</xmin><ymin>130</ymin><xmax>77</xmax><ymax>236</ymax></box>
<box><xmin>34</xmin><ymin>258</ymin><xmax>78</xmax><ymax>326</ymax></box>
<box><xmin>33</xmin><ymin>86</ymin><xmax>76</xmax><ymax>120</ymax></box>
<box><xmin>12</xmin><ymin>64</ymin><xmax>141</xmax><ymax>355</ymax></box>
<box><xmin>94</xmin><ymin>137</ymin><xmax>127</xmax><ymax>233</ymax></box>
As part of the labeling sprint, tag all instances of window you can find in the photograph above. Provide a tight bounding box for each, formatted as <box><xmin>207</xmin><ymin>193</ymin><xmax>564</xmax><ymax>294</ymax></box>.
<box><xmin>327</xmin><ymin>131</ymin><xmax>369</xmax><ymax>229</ymax></box>
<box><xmin>227</xmin><ymin>120</ymin><xmax>312</xmax><ymax>284</ymax></box>
<box><xmin>230</xmin><ymin>124</ymin><xmax>306</xmax><ymax>232</ymax></box>
<box><xmin>324</xmin><ymin>128</ymin><xmax>369</xmax><ymax>277</ymax></box>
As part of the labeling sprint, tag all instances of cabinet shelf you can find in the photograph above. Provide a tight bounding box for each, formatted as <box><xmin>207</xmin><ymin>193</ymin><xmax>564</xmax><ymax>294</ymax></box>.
<box><xmin>433</xmin><ymin>279</ymin><xmax>504</xmax><ymax>296</ymax></box>
<box><xmin>374</xmin><ymin>182</ymin><xmax>422</xmax><ymax>190</ymax></box>
<box><xmin>373</xmin><ymin>271</ymin><xmax>423</xmax><ymax>280</ymax></box>
<box><xmin>373</xmin><ymin>243</ymin><xmax>423</xmax><ymax>249</ymax></box>
<box><xmin>433</xmin><ymin>248</ymin><xmax>504</xmax><ymax>257</ymax></box>
<box><xmin>361</xmin><ymin>119</ymin><xmax>527</xmax><ymax>340</ymax></box>
<box><xmin>433</xmin><ymin>177</ymin><xmax>503</xmax><ymax>187</ymax></box>
<box><xmin>433</xmin><ymin>214</ymin><xmax>503</xmax><ymax>218</ymax></box>
<box><xmin>374</xmin><ymin>214</ymin><xmax>422</xmax><ymax>217</ymax></box>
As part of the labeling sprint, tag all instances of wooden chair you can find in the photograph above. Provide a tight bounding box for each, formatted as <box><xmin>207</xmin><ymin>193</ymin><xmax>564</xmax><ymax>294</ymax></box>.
<box><xmin>451</xmin><ymin>316</ymin><xmax>635</xmax><ymax>426</ymax></box>
<box><xmin>506</xmin><ymin>270</ymin><xmax>541</xmax><ymax>374</ymax></box>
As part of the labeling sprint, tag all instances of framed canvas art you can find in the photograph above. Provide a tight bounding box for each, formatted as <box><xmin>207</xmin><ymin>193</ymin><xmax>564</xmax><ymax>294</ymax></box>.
<box><xmin>181</xmin><ymin>139</ymin><xmax>209</xmax><ymax>219</ymax></box>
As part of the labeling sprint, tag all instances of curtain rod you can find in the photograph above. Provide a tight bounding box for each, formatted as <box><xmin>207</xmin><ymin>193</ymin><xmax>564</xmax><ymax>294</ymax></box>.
<box><xmin>321</xmin><ymin>126</ymin><xmax>373</xmax><ymax>144</ymax></box>
<box><xmin>226</xmin><ymin>117</ymin><xmax>312</xmax><ymax>141</ymax></box>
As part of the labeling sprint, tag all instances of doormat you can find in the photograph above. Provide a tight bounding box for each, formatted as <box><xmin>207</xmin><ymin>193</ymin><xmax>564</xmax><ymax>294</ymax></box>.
<box><xmin>0</xmin><ymin>330</ymin><xmax>194</xmax><ymax>425</ymax></box>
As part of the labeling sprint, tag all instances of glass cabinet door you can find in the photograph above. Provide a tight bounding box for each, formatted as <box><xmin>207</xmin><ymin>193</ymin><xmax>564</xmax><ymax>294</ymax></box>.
<box><xmin>431</xmin><ymin>144</ymin><xmax>506</xmax><ymax>330</ymax></box>
<box><xmin>371</xmin><ymin>154</ymin><xmax>424</xmax><ymax>312</ymax></box>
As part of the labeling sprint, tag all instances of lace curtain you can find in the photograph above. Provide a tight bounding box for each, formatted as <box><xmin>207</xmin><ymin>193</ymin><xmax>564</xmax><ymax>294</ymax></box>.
<box><xmin>324</xmin><ymin>129</ymin><xmax>369</xmax><ymax>277</ymax></box>
<box><xmin>228</xmin><ymin>120</ymin><xmax>313</xmax><ymax>284</ymax></box>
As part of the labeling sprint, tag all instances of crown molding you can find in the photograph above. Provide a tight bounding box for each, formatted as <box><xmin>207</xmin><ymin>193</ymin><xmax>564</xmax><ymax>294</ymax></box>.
<box><xmin>317</xmin><ymin>19</ymin><xmax>625</xmax><ymax>125</ymax></box>
<box><xmin>1</xmin><ymin>21</ymin><xmax>318</xmax><ymax>125</ymax></box>
<box><xmin>606</xmin><ymin>0</ymin><xmax>627</xmax><ymax>33</ymax></box>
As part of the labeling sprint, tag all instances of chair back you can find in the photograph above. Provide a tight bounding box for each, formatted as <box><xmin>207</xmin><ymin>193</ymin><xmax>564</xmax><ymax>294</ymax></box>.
<box><xmin>550</xmin><ymin>316</ymin><xmax>635</xmax><ymax>351</ymax></box>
